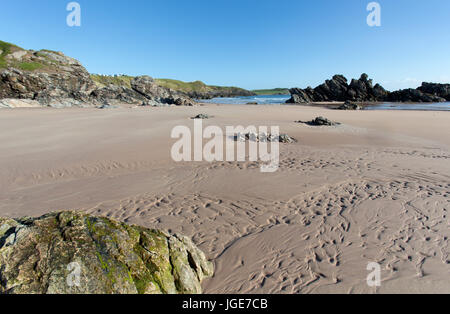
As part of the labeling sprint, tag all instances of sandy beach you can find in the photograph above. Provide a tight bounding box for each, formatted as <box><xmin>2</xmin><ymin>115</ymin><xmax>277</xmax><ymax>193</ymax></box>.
<box><xmin>0</xmin><ymin>104</ymin><xmax>449</xmax><ymax>294</ymax></box>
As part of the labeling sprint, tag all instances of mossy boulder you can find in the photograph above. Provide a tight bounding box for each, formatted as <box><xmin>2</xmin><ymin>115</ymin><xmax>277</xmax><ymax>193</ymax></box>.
<box><xmin>0</xmin><ymin>212</ymin><xmax>213</xmax><ymax>294</ymax></box>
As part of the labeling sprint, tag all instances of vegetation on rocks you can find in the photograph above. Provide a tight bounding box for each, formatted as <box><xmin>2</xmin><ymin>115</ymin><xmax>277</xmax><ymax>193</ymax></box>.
<box><xmin>155</xmin><ymin>78</ymin><xmax>255</xmax><ymax>99</ymax></box>
<box><xmin>91</xmin><ymin>74</ymin><xmax>134</xmax><ymax>89</ymax></box>
<box><xmin>0</xmin><ymin>40</ymin><xmax>23</xmax><ymax>68</ymax></box>
<box><xmin>0</xmin><ymin>40</ymin><xmax>198</xmax><ymax>108</ymax></box>
<box><xmin>0</xmin><ymin>211</ymin><xmax>213</xmax><ymax>294</ymax></box>
<box><xmin>252</xmin><ymin>88</ymin><xmax>289</xmax><ymax>95</ymax></box>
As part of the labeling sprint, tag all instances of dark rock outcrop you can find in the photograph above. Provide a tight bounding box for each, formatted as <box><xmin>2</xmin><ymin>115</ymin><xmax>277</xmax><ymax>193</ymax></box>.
<box><xmin>298</xmin><ymin>117</ymin><xmax>341</xmax><ymax>126</ymax></box>
<box><xmin>417</xmin><ymin>82</ymin><xmax>450</xmax><ymax>101</ymax></box>
<box><xmin>337</xmin><ymin>101</ymin><xmax>362</xmax><ymax>110</ymax></box>
<box><xmin>287</xmin><ymin>74</ymin><xmax>388</xmax><ymax>104</ymax></box>
<box><xmin>0</xmin><ymin>211</ymin><xmax>213</xmax><ymax>294</ymax></box>
<box><xmin>191</xmin><ymin>114</ymin><xmax>211</xmax><ymax>120</ymax></box>
<box><xmin>386</xmin><ymin>88</ymin><xmax>446</xmax><ymax>103</ymax></box>
<box><xmin>287</xmin><ymin>74</ymin><xmax>447</xmax><ymax>104</ymax></box>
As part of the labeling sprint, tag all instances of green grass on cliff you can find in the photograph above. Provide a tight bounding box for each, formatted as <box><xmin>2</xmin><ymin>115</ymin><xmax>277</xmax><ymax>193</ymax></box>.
<box><xmin>91</xmin><ymin>74</ymin><xmax>135</xmax><ymax>88</ymax></box>
<box><xmin>156</xmin><ymin>78</ymin><xmax>253</xmax><ymax>95</ymax></box>
<box><xmin>16</xmin><ymin>62</ymin><xmax>43</xmax><ymax>71</ymax></box>
<box><xmin>155</xmin><ymin>79</ymin><xmax>210</xmax><ymax>93</ymax></box>
<box><xmin>0</xmin><ymin>40</ymin><xmax>45</xmax><ymax>71</ymax></box>
<box><xmin>0</xmin><ymin>40</ymin><xmax>22</xmax><ymax>68</ymax></box>
<box><xmin>252</xmin><ymin>88</ymin><xmax>290</xmax><ymax>95</ymax></box>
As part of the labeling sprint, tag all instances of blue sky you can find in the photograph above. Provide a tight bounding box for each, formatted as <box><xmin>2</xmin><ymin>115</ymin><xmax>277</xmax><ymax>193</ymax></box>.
<box><xmin>1</xmin><ymin>0</ymin><xmax>449</xmax><ymax>90</ymax></box>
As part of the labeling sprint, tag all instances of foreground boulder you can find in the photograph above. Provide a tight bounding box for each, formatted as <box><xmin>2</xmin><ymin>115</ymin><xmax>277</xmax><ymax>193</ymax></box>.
<box><xmin>0</xmin><ymin>211</ymin><xmax>213</xmax><ymax>294</ymax></box>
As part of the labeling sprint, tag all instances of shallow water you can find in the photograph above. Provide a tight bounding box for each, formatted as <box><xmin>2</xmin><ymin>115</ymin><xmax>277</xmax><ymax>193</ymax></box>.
<box><xmin>201</xmin><ymin>95</ymin><xmax>450</xmax><ymax>111</ymax></box>
<box><xmin>199</xmin><ymin>94</ymin><xmax>290</xmax><ymax>105</ymax></box>
<box><xmin>366</xmin><ymin>102</ymin><xmax>450</xmax><ymax>111</ymax></box>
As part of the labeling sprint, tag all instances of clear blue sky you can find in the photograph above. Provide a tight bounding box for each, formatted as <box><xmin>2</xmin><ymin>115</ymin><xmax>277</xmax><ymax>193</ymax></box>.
<box><xmin>1</xmin><ymin>0</ymin><xmax>449</xmax><ymax>90</ymax></box>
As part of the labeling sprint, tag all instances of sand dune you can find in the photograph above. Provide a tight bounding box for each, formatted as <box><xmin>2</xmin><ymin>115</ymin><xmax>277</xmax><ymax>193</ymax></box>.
<box><xmin>0</xmin><ymin>104</ymin><xmax>449</xmax><ymax>293</ymax></box>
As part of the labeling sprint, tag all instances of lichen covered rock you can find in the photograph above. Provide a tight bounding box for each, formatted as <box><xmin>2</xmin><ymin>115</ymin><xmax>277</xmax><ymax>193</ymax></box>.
<box><xmin>0</xmin><ymin>212</ymin><xmax>213</xmax><ymax>294</ymax></box>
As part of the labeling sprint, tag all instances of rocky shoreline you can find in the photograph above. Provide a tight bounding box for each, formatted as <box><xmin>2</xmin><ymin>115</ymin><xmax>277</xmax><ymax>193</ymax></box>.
<box><xmin>1</xmin><ymin>41</ymin><xmax>448</xmax><ymax>108</ymax></box>
<box><xmin>286</xmin><ymin>73</ymin><xmax>449</xmax><ymax>104</ymax></box>
<box><xmin>0</xmin><ymin>41</ymin><xmax>198</xmax><ymax>108</ymax></box>
<box><xmin>0</xmin><ymin>40</ymin><xmax>256</xmax><ymax>108</ymax></box>
<box><xmin>181</xmin><ymin>86</ymin><xmax>255</xmax><ymax>100</ymax></box>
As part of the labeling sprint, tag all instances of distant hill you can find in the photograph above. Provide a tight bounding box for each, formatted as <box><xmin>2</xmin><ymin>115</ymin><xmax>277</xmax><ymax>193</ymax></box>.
<box><xmin>90</xmin><ymin>76</ymin><xmax>255</xmax><ymax>99</ymax></box>
<box><xmin>155</xmin><ymin>78</ymin><xmax>255</xmax><ymax>99</ymax></box>
<box><xmin>252</xmin><ymin>88</ymin><xmax>290</xmax><ymax>95</ymax></box>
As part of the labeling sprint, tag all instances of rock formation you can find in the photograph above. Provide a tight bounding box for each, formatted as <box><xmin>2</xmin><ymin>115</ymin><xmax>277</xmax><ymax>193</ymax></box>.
<box><xmin>386</xmin><ymin>82</ymin><xmax>449</xmax><ymax>103</ymax></box>
<box><xmin>0</xmin><ymin>211</ymin><xmax>213</xmax><ymax>294</ymax></box>
<box><xmin>0</xmin><ymin>49</ymin><xmax>97</xmax><ymax>107</ymax></box>
<box><xmin>337</xmin><ymin>101</ymin><xmax>362</xmax><ymax>110</ymax></box>
<box><xmin>298</xmin><ymin>117</ymin><xmax>341</xmax><ymax>126</ymax></box>
<box><xmin>287</xmin><ymin>73</ymin><xmax>448</xmax><ymax>104</ymax></box>
<box><xmin>236</xmin><ymin>132</ymin><xmax>297</xmax><ymax>143</ymax></box>
<box><xmin>191</xmin><ymin>114</ymin><xmax>211</xmax><ymax>119</ymax></box>
<box><xmin>418</xmin><ymin>82</ymin><xmax>450</xmax><ymax>101</ymax></box>
<box><xmin>287</xmin><ymin>74</ymin><xmax>388</xmax><ymax>103</ymax></box>
<box><xmin>386</xmin><ymin>88</ymin><xmax>446</xmax><ymax>103</ymax></box>
<box><xmin>0</xmin><ymin>41</ymin><xmax>196</xmax><ymax>108</ymax></box>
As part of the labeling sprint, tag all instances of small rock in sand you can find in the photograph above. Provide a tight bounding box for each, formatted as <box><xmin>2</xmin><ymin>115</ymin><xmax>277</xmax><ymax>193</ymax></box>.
<box><xmin>298</xmin><ymin>116</ymin><xmax>341</xmax><ymax>126</ymax></box>
<box><xmin>337</xmin><ymin>101</ymin><xmax>362</xmax><ymax>110</ymax></box>
<box><xmin>236</xmin><ymin>132</ymin><xmax>296</xmax><ymax>143</ymax></box>
<box><xmin>192</xmin><ymin>114</ymin><xmax>211</xmax><ymax>119</ymax></box>
<box><xmin>98</xmin><ymin>104</ymin><xmax>119</xmax><ymax>109</ymax></box>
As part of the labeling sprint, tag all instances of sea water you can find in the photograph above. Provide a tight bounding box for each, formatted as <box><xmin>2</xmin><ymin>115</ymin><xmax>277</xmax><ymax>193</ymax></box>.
<box><xmin>200</xmin><ymin>94</ymin><xmax>290</xmax><ymax>105</ymax></box>
<box><xmin>201</xmin><ymin>95</ymin><xmax>450</xmax><ymax>111</ymax></box>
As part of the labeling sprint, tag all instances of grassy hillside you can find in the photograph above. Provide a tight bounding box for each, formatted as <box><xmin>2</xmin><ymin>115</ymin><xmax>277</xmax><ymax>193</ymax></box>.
<box><xmin>155</xmin><ymin>79</ymin><xmax>210</xmax><ymax>93</ymax></box>
<box><xmin>0</xmin><ymin>40</ymin><xmax>24</xmax><ymax>68</ymax></box>
<box><xmin>0</xmin><ymin>40</ymin><xmax>59</xmax><ymax>71</ymax></box>
<box><xmin>252</xmin><ymin>88</ymin><xmax>290</xmax><ymax>95</ymax></box>
<box><xmin>90</xmin><ymin>76</ymin><xmax>253</xmax><ymax>97</ymax></box>
<box><xmin>155</xmin><ymin>78</ymin><xmax>253</xmax><ymax>96</ymax></box>
<box><xmin>1</xmin><ymin>40</ymin><xmax>253</xmax><ymax>97</ymax></box>
<box><xmin>91</xmin><ymin>74</ymin><xmax>134</xmax><ymax>88</ymax></box>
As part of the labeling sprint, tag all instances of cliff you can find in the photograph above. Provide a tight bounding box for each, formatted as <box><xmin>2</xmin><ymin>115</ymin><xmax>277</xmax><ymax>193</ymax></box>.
<box><xmin>0</xmin><ymin>40</ymin><xmax>195</xmax><ymax>108</ymax></box>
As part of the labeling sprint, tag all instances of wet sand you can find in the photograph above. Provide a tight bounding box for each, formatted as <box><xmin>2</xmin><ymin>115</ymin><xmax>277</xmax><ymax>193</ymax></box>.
<box><xmin>0</xmin><ymin>104</ymin><xmax>449</xmax><ymax>293</ymax></box>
